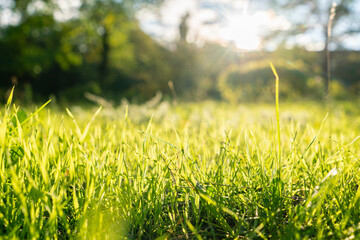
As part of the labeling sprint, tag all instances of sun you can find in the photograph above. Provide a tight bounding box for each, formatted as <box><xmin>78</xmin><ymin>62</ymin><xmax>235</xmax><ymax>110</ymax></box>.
<box><xmin>219</xmin><ymin>13</ymin><xmax>262</xmax><ymax>51</ymax></box>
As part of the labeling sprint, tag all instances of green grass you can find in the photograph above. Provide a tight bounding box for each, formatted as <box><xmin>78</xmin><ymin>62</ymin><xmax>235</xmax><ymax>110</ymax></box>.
<box><xmin>1</xmin><ymin>96</ymin><xmax>360</xmax><ymax>239</ymax></box>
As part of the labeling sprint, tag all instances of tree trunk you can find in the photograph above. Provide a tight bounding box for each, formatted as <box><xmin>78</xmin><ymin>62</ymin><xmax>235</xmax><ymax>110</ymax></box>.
<box><xmin>99</xmin><ymin>26</ymin><xmax>109</xmax><ymax>90</ymax></box>
<box><xmin>323</xmin><ymin>37</ymin><xmax>328</xmax><ymax>97</ymax></box>
<box><xmin>323</xmin><ymin>25</ymin><xmax>330</xmax><ymax>99</ymax></box>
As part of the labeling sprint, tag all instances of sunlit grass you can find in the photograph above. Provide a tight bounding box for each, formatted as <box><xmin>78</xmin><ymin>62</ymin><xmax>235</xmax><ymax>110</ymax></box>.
<box><xmin>0</xmin><ymin>96</ymin><xmax>360</xmax><ymax>239</ymax></box>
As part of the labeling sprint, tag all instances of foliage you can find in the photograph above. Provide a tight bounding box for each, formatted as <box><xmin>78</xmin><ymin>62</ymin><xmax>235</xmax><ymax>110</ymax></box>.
<box><xmin>0</xmin><ymin>0</ymin><xmax>169</xmax><ymax>102</ymax></box>
<box><xmin>332</xmin><ymin>51</ymin><xmax>360</xmax><ymax>95</ymax></box>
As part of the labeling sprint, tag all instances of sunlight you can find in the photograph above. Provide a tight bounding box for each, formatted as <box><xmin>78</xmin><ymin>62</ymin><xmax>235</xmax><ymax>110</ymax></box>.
<box><xmin>219</xmin><ymin>13</ymin><xmax>262</xmax><ymax>51</ymax></box>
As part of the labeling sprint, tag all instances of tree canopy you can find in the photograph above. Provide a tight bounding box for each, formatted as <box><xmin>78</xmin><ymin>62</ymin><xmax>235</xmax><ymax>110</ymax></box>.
<box><xmin>0</xmin><ymin>0</ymin><xmax>359</xmax><ymax>103</ymax></box>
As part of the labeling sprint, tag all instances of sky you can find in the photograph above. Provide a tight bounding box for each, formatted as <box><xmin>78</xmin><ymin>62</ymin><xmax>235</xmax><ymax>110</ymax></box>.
<box><xmin>136</xmin><ymin>0</ymin><xmax>360</xmax><ymax>51</ymax></box>
<box><xmin>0</xmin><ymin>0</ymin><xmax>82</xmax><ymax>24</ymax></box>
<box><xmin>136</xmin><ymin>0</ymin><xmax>291</xmax><ymax>50</ymax></box>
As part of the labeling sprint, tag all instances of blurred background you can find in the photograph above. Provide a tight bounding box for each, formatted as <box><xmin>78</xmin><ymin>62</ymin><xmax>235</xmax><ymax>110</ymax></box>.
<box><xmin>0</xmin><ymin>0</ymin><xmax>359</xmax><ymax>104</ymax></box>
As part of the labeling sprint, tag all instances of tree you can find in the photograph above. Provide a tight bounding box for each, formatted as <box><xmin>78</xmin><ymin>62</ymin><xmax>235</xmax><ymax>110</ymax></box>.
<box><xmin>266</xmin><ymin>0</ymin><xmax>359</xmax><ymax>96</ymax></box>
<box><xmin>76</xmin><ymin>0</ymin><xmax>170</xmax><ymax>99</ymax></box>
<box><xmin>0</xmin><ymin>1</ymin><xmax>83</xmax><ymax>98</ymax></box>
<box><xmin>0</xmin><ymin>0</ymin><xmax>167</xmax><ymax>101</ymax></box>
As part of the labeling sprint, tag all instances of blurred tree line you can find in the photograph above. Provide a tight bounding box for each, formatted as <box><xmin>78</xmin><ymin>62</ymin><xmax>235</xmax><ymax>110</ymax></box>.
<box><xmin>0</xmin><ymin>0</ymin><xmax>359</xmax><ymax>104</ymax></box>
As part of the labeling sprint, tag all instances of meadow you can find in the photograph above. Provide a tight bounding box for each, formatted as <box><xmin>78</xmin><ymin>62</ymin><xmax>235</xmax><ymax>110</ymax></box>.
<box><xmin>1</xmin><ymin>92</ymin><xmax>360</xmax><ymax>239</ymax></box>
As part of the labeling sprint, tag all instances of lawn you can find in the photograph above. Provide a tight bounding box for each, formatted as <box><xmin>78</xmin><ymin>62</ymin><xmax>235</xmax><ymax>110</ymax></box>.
<box><xmin>1</xmin><ymin>95</ymin><xmax>360</xmax><ymax>239</ymax></box>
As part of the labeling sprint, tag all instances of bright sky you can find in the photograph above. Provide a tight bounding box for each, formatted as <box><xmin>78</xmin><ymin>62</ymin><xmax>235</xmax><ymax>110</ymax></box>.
<box><xmin>0</xmin><ymin>0</ymin><xmax>82</xmax><ymax>24</ymax></box>
<box><xmin>137</xmin><ymin>0</ymin><xmax>360</xmax><ymax>51</ymax></box>
<box><xmin>137</xmin><ymin>0</ymin><xmax>292</xmax><ymax>51</ymax></box>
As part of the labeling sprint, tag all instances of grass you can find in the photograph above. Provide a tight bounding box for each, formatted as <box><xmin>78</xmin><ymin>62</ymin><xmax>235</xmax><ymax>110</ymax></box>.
<box><xmin>1</xmin><ymin>93</ymin><xmax>360</xmax><ymax>239</ymax></box>
<box><xmin>270</xmin><ymin>62</ymin><xmax>281</xmax><ymax>180</ymax></box>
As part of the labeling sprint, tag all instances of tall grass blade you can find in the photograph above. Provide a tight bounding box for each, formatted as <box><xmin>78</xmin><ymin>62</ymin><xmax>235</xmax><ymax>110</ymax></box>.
<box><xmin>186</xmin><ymin>220</ymin><xmax>203</xmax><ymax>240</ymax></box>
<box><xmin>7</xmin><ymin>86</ymin><xmax>15</xmax><ymax>106</ymax></box>
<box><xmin>66</xmin><ymin>108</ymin><xmax>82</xmax><ymax>139</ymax></box>
<box><xmin>9</xmin><ymin>99</ymin><xmax>51</xmax><ymax>134</ymax></box>
<box><xmin>81</xmin><ymin>106</ymin><xmax>102</xmax><ymax>142</ymax></box>
<box><xmin>270</xmin><ymin>62</ymin><xmax>281</xmax><ymax>176</ymax></box>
